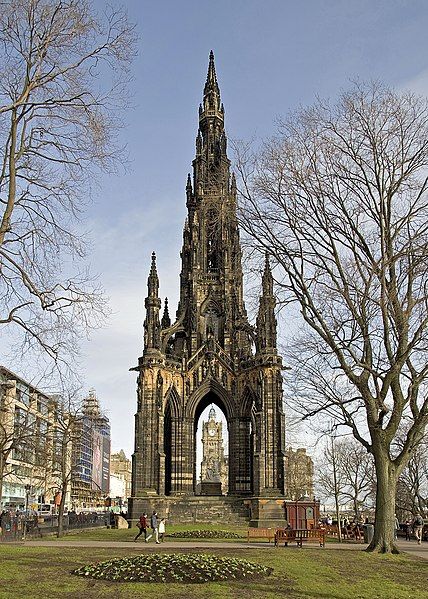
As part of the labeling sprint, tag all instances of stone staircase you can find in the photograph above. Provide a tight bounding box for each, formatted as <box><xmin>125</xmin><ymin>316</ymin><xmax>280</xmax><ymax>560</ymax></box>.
<box><xmin>164</xmin><ymin>496</ymin><xmax>250</xmax><ymax>524</ymax></box>
<box><xmin>130</xmin><ymin>495</ymin><xmax>250</xmax><ymax>525</ymax></box>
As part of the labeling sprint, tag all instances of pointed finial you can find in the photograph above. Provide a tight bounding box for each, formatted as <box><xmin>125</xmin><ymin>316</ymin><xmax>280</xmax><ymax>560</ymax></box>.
<box><xmin>147</xmin><ymin>251</ymin><xmax>159</xmax><ymax>297</ymax></box>
<box><xmin>262</xmin><ymin>252</ymin><xmax>273</xmax><ymax>293</ymax></box>
<box><xmin>231</xmin><ymin>172</ymin><xmax>236</xmax><ymax>190</ymax></box>
<box><xmin>161</xmin><ymin>297</ymin><xmax>171</xmax><ymax>329</ymax></box>
<box><xmin>186</xmin><ymin>173</ymin><xmax>192</xmax><ymax>190</ymax></box>
<box><xmin>204</xmin><ymin>50</ymin><xmax>220</xmax><ymax>97</ymax></box>
<box><xmin>196</xmin><ymin>129</ymin><xmax>202</xmax><ymax>153</ymax></box>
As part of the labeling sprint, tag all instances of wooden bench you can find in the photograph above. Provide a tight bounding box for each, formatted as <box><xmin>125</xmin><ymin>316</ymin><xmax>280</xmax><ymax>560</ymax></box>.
<box><xmin>295</xmin><ymin>528</ymin><xmax>325</xmax><ymax>547</ymax></box>
<box><xmin>247</xmin><ymin>527</ymin><xmax>275</xmax><ymax>543</ymax></box>
<box><xmin>274</xmin><ymin>528</ymin><xmax>297</xmax><ymax>547</ymax></box>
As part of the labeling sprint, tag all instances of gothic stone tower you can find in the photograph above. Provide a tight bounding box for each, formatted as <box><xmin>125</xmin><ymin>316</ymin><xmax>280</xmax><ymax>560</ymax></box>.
<box><xmin>130</xmin><ymin>53</ymin><xmax>286</xmax><ymax>522</ymax></box>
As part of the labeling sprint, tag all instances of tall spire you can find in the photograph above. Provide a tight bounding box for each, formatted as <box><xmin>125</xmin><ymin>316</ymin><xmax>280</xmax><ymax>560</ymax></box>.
<box><xmin>256</xmin><ymin>253</ymin><xmax>278</xmax><ymax>354</ymax></box>
<box><xmin>262</xmin><ymin>252</ymin><xmax>273</xmax><ymax>295</ymax></box>
<box><xmin>204</xmin><ymin>50</ymin><xmax>220</xmax><ymax>98</ymax></box>
<box><xmin>144</xmin><ymin>252</ymin><xmax>161</xmax><ymax>352</ymax></box>
<box><xmin>194</xmin><ymin>51</ymin><xmax>228</xmax><ymax>194</ymax></box>
<box><xmin>147</xmin><ymin>251</ymin><xmax>159</xmax><ymax>297</ymax></box>
<box><xmin>200</xmin><ymin>50</ymin><xmax>223</xmax><ymax>119</ymax></box>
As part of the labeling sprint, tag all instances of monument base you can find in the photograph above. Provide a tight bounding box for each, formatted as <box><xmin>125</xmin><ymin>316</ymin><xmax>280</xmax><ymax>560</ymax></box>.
<box><xmin>200</xmin><ymin>481</ymin><xmax>222</xmax><ymax>496</ymax></box>
<box><xmin>128</xmin><ymin>495</ymin><xmax>319</xmax><ymax>529</ymax></box>
<box><xmin>247</xmin><ymin>496</ymin><xmax>287</xmax><ymax>528</ymax></box>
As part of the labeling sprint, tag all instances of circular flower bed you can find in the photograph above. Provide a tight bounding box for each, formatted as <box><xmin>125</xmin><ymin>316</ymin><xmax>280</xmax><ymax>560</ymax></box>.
<box><xmin>72</xmin><ymin>553</ymin><xmax>272</xmax><ymax>584</ymax></box>
<box><xmin>167</xmin><ymin>529</ymin><xmax>244</xmax><ymax>539</ymax></box>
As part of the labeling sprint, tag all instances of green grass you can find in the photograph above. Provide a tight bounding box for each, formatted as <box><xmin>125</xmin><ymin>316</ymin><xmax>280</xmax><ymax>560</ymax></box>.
<box><xmin>53</xmin><ymin>522</ymin><xmax>249</xmax><ymax>542</ymax></box>
<box><xmin>0</xmin><ymin>543</ymin><xmax>426</xmax><ymax>598</ymax></box>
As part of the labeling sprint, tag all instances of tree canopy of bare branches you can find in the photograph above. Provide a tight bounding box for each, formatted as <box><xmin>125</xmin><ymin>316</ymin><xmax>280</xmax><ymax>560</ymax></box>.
<box><xmin>0</xmin><ymin>0</ymin><xmax>136</xmax><ymax>369</ymax></box>
<box><xmin>395</xmin><ymin>435</ymin><xmax>427</xmax><ymax>519</ymax></box>
<box><xmin>317</xmin><ymin>437</ymin><xmax>374</xmax><ymax>527</ymax></box>
<box><xmin>237</xmin><ymin>81</ymin><xmax>428</xmax><ymax>553</ymax></box>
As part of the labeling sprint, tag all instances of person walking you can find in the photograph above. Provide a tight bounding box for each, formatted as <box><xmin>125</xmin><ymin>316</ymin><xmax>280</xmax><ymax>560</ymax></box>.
<box><xmin>158</xmin><ymin>518</ymin><xmax>166</xmax><ymax>542</ymax></box>
<box><xmin>412</xmin><ymin>513</ymin><xmax>424</xmax><ymax>545</ymax></box>
<box><xmin>404</xmin><ymin>520</ymin><xmax>412</xmax><ymax>541</ymax></box>
<box><xmin>134</xmin><ymin>513</ymin><xmax>148</xmax><ymax>542</ymax></box>
<box><xmin>146</xmin><ymin>510</ymin><xmax>160</xmax><ymax>543</ymax></box>
<box><xmin>394</xmin><ymin>514</ymin><xmax>400</xmax><ymax>541</ymax></box>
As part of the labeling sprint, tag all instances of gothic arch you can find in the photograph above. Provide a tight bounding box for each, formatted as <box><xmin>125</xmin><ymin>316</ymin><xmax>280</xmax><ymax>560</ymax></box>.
<box><xmin>185</xmin><ymin>379</ymin><xmax>236</xmax><ymax>421</ymax></box>
<box><xmin>240</xmin><ymin>384</ymin><xmax>259</xmax><ymax>418</ymax></box>
<box><xmin>164</xmin><ymin>384</ymin><xmax>181</xmax><ymax>418</ymax></box>
<box><xmin>200</xmin><ymin>294</ymin><xmax>223</xmax><ymax>317</ymax></box>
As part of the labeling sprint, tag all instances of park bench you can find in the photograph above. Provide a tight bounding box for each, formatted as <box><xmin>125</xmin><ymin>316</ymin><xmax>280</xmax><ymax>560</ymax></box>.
<box><xmin>295</xmin><ymin>528</ymin><xmax>325</xmax><ymax>547</ymax></box>
<box><xmin>274</xmin><ymin>528</ymin><xmax>297</xmax><ymax>547</ymax></box>
<box><xmin>247</xmin><ymin>527</ymin><xmax>275</xmax><ymax>543</ymax></box>
<box><xmin>325</xmin><ymin>524</ymin><xmax>363</xmax><ymax>542</ymax></box>
<box><xmin>325</xmin><ymin>524</ymin><xmax>339</xmax><ymax>537</ymax></box>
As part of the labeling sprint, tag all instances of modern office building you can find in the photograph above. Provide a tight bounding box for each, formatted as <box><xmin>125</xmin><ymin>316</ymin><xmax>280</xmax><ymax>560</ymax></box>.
<box><xmin>0</xmin><ymin>366</ymin><xmax>71</xmax><ymax>510</ymax></box>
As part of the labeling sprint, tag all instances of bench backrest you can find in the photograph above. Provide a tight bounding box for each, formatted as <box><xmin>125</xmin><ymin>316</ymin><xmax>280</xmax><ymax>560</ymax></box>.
<box><xmin>275</xmin><ymin>529</ymin><xmax>296</xmax><ymax>539</ymax></box>
<box><xmin>247</xmin><ymin>527</ymin><xmax>274</xmax><ymax>540</ymax></box>
<box><xmin>296</xmin><ymin>528</ymin><xmax>325</xmax><ymax>539</ymax></box>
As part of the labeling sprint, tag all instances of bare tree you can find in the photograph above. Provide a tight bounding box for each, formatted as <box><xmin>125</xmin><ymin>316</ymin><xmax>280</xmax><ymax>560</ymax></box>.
<box><xmin>0</xmin><ymin>0</ymin><xmax>136</xmax><ymax>369</ymax></box>
<box><xmin>316</xmin><ymin>436</ymin><xmax>346</xmax><ymax>542</ymax></box>
<box><xmin>395</xmin><ymin>437</ymin><xmax>427</xmax><ymax>520</ymax></box>
<box><xmin>237</xmin><ymin>81</ymin><xmax>428</xmax><ymax>553</ymax></box>
<box><xmin>339</xmin><ymin>439</ymin><xmax>375</xmax><ymax>521</ymax></box>
<box><xmin>42</xmin><ymin>392</ymin><xmax>83</xmax><ymax>537</ymax></box>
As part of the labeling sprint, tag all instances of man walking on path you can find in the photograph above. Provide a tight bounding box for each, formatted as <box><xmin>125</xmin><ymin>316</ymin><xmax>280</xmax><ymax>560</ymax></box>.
<box><xmin>146</xmin><ymin>511</ymin><xmax>160</xmax><ymax>544</ymax></box>
<box><xmin>413</xmin><ymin>513</ymin><xmax>424</xmax><ymax>545</ymax></box>
<box><xmin>134</xmin><ymin>513</ymin><xmax>148</xmax><ymax>542</ymax></box>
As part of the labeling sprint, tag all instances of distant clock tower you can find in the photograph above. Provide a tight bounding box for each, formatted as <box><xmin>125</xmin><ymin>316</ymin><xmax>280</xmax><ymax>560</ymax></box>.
<box><xmin>200</xmin><ymin>406</ymin><xmax>228</xmax><ymax>495</ymax></box>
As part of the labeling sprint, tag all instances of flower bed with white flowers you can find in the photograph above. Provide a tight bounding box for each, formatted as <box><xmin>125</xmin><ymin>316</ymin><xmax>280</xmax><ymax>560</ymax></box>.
<box><xmin>167</xmin><ymin>529</ymin><xmax>244</xmax><ymax>539</ymax></box>
<box><xmin>72</xmin><ymin>553</ymin><xmax>273</xmax><ymax>583</ymax></box>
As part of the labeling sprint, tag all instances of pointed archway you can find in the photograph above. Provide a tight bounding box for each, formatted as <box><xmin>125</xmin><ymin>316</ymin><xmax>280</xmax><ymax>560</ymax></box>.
<box><xmin>194</xmin><ymin>393</ymin><xmax>229</xmax><ymax>495</ymax></box>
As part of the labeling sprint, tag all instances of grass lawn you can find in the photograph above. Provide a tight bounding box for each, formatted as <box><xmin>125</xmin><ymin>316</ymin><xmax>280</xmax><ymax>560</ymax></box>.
<box><xmin>50</xmin><ymin>522</ymin><xmax>249</xmax><ymax>542</ymax></box>
<box><xmin>0</xmin><ymin>542</ymin><xmax>427</xmax><ymax>599</ymax></box>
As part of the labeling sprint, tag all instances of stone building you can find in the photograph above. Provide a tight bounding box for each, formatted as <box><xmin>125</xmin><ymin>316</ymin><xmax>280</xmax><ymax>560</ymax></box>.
<box><xmin>0</xmin><ymin>366</ymin><xmax>71</xmax><ymax>510</ymax></box>
<box><xmin>110</xmin><ymin>449</ymin><xmax>132</xmax><ymax>508</ymax></box>
<box><xmin>284</xmin><ymin>447</ymin><xmax>314</xmax><ymax>500</ymax></box>
<box><xmin>130</xmin><ymin>52</ymin><xmax>290</xmax><ymax>525</ymax></box>
<box><xmin>200</xmin><ymin>406</ymin><xmax>228</xmax><ymax>495</ymax></box>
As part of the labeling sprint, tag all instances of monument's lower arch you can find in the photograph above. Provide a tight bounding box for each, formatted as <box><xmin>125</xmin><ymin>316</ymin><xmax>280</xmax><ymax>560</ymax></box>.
<box><xmin>164</xmin><ymin>390</ymin><xmax>231</xmax><ymax>496</ymax></box>
<box><xmin>193</xmin><ymin>391</ymin><xmax>230</xmax><ymax>495</ymax></box>
<box><xmin>161</xmin><ymin>380</ymin><xmax>255</xmax><ymax>497</ymax></box>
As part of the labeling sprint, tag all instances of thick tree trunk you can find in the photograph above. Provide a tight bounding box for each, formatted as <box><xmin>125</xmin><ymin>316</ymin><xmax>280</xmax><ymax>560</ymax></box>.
<box><xmin>367</xmin><ymin>454</ymin><xmax>399</xmax><ymax>553</ymax></box>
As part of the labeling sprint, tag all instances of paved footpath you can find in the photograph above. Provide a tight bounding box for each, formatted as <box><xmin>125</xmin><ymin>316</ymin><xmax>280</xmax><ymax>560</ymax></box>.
<box><xmin>20</xmin><ymin>538</ymin><xmax>428</xmax><ymax>560</ymax></box>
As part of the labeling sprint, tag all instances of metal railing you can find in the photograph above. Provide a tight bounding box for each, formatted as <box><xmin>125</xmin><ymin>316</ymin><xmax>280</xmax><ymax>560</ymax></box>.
<box><xmin>0</xmin><ymin>511</ymin><xmax>110</xmax><ymax>542</ymax></box>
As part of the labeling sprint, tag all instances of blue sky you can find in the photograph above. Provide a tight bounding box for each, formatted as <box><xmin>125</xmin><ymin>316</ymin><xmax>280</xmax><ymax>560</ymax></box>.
<box><xmin>4</xmin><ymin>0</ymin><xmax>428</xmax><ymax>458</ymax></box>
